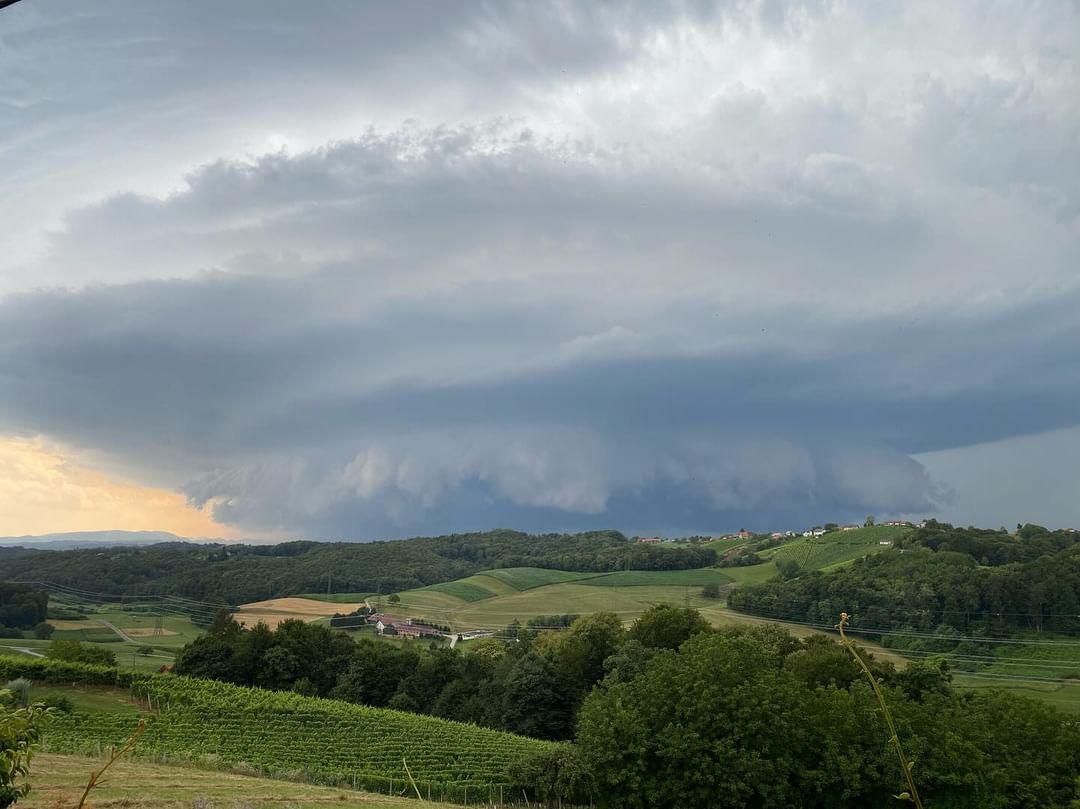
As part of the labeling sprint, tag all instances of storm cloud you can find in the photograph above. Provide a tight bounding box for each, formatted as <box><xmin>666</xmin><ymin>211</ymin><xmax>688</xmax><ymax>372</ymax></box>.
<box><xmin>1</xmin><ymin>1</ymin><xmax>1077</xmax><ymax>536</ymax></box>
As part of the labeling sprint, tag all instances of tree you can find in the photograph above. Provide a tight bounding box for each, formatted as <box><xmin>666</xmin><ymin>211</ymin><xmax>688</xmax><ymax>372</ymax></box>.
<box><xmin>577</xmin><ymin>632</ymin><xmax>885</xmax><ymax>809</ymax></box>
<box><xmin>627</xmin><ymin>604</ymin><xmax>710</xmax><ymax>650</ymax></box>
<box><xmin>0</xmin><ymin>690</ymin><xmax>49</xmax><ymax>808</ymax></box>
<box><xmin>501</xmin><ymin>651</ymin><xmax>572</xmax><ymax>740</ymax></box>
<box><xmin>775</xmin><ymin>559</ymin><xmax>802</xmax><ymax>580</ymax></box>
<box><xmin>547</xmin><ymin>612</ymin><xmax>624</xmax><ymax>703</ymax></box>
<box><xmin>44</xmin><ymin>640</ymin><xmax>115</xmax><ymax>667</ymax></box>
<box><xmin>208</xmin><ymin>608</ymin><xmax>240</xmax><ymax>636</ymax></box>
<box><xmin>387</xmin><ymin>594</ymin><xmax>401</xmax><ymax>604</ymax></box>
<box><xmin>865</xmin><ymin>515</ymin><xmax>876</xmax><ymax>527</ymax></box>
<box><xmin>31</xmin><ymin>624</ymin><xmax>52</xmax><ymax>641</ymax></box>
<box><xmin>700</xmin><ymin>582</ymin><xmax>721</xmax><ymax>599</ymax></box>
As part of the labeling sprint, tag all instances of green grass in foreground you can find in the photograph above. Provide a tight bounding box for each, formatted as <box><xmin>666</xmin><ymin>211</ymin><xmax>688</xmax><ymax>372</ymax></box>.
<box><xmin>23</xmin><ymin>753</ymin><xmax>458</xmax><ymax>809</ymax></box>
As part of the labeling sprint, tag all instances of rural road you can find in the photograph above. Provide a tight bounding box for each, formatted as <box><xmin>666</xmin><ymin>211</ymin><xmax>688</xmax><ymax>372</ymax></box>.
<box><xmin>100</xmin><ymin>620</ymin><xmax>137</xmax><ymax>643</ymax></box>
<box><xmin>0</xmin><ymin>645</ymin><xmax>44</xmax><ymax>658</ymax></box>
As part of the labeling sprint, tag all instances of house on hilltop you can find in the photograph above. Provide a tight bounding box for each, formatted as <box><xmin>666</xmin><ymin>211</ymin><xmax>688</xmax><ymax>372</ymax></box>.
<box><xmin>637</xmin><ymin>536</ymin><xmax>663</xmax><ymax>544</ymax></box>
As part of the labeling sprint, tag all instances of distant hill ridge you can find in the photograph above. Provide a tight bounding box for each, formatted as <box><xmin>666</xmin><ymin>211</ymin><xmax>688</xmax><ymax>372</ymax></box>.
<box><xmin>0</xmin><ymin>528</ymin><xmax>716</xmax><ymax>604</ymax></box>
<box><xmin>0</xmin><ymin>529</ymin><xmax>197</xmax><ymax>550</ymax></box>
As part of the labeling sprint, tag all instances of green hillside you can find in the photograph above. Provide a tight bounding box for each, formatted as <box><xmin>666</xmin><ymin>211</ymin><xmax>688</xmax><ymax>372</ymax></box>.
<box><xmin>765</xmin><ymin>525</ymin><xmax>909</xmax><ymax>570</ymax></box>
<box><xmin>8</xmin><ymin>656</ymin><xmax>554</xmax><ymax>803</ymax></box>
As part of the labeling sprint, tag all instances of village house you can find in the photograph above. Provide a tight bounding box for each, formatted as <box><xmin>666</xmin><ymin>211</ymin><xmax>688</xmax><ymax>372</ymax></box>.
<box><xmin>637</xmin><ymin>536</ymin><xmax>663</xmax><ymax>544</ymax></box>
<box><xmin>840</xmin><ymin>524</ymin><xmax>859</xmax><ymax>531</ymax></box>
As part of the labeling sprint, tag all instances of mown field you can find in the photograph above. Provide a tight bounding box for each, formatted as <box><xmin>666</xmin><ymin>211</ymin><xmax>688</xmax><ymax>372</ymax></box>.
<box><xmin>23</xmin><ymin>753</ymin><xmax>460</xmax><ymax>809</ymax></box>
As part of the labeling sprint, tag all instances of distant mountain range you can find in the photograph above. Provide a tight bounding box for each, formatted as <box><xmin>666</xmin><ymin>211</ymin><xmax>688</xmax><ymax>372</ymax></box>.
<box><xmin>0</xmin><ymin>530</ymin><xmax>205</xmax><ymax>550</ymax></box>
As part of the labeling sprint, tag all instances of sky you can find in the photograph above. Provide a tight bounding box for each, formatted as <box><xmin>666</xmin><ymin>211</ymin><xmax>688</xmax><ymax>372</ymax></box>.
<box><xmin>0</xmin><ymin>0</ymin><xmax>1078</xmax><ymax>540</ymax></box>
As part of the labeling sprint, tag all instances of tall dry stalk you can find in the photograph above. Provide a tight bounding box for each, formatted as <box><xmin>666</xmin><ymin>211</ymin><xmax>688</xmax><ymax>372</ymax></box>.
<box><xmin>838</xmin><ymin>612</ymin><xmax>924</xmax><ymax>809</ymax></box>
<box><xmin>75</xmin><ymin>718</ymin><xmax>146</xmax><ymax>809</ymax></box>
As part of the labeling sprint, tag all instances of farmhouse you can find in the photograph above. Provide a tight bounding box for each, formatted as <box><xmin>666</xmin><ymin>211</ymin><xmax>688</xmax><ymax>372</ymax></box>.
<box><xmin>803</xmin><ymin>527</ymin><xmax>827</xmax><ymax>537</ymax></box>
<box><xmin>736</xmin><ymin>530</ymin><xmax>753</xmax><ymax>539</ymax></box>
<box><xmin>883</xmin><ymin>519</ymin><xmax>912</xmax><ymax>527</ymax></box>
<box><xmin>637</xmin><ymin>536</ymin><xmax>663</xmax><ymax>544</ymax></box>
<box><xmin>840</xmin><ymin>524</ymin><xmax>859</xmax><ymax>531</ymax></box>
<box><xmin>397</xmin><ymin>623</ymin><xmax>443</xmax><ymax>639</ymax></box>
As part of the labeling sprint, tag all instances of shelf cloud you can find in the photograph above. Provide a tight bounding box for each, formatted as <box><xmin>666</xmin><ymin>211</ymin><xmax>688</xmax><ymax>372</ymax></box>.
<box><xmin>1</xmin><ymin>1</ymin><xmax>1077</xmax><ymax>536</ymax></box>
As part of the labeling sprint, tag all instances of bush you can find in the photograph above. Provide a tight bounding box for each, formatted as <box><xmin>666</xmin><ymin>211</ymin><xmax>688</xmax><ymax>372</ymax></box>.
<box><xmin>506</xmin><ymin>746</ymin><xmax>596</xmax><ymax>805</ymax></box>
<box><xmin>33</xmin><ymin>622</ymin><xmax>54</xmax><ymax>640</ymax></box>
<box><xmin>700</xmin><ymin>582</ymin><xmax>722</xmax><ymax>599</ymax></box>
<box><xmin>39</xmin><ymin>693</ymin><xmax>73</xmax><ymax>713</ymax></box>
<box><xmin>45</xmin><ymin>639</ymin><xmax>116</xmax><ymax>666</ymax></box>
<box><xmin>1</xmin><ymin>679</ymin><xmax>31</xmax><ymax>708</ymax></box>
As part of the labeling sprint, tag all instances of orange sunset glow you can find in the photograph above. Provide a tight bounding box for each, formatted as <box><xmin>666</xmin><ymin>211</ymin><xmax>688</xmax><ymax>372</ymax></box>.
<box><xmin>0</xmin><ymin>435</ymin><xmax>237</xmax><ymax>538</ymax></box>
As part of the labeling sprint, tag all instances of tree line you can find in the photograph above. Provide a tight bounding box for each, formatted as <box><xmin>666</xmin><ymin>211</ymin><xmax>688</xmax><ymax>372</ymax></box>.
<box><xmin>728</xmin><ymin>522</ymin><xmax>1080</xmax><ymax>635</ymax></box>
<box><xmin>0</xmin><ymin>584</ymin><xmax>47</xmax><ymax>637</ymax></box>
<box><xmin>0</xmin><ymin>529</ymin><xmax>716</xmax><ymax>604</ymax></box>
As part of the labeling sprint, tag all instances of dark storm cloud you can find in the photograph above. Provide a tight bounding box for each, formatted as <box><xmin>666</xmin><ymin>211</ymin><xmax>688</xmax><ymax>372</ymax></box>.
<box><xmin>1</xmin><ymin>2</ymin><xmax>1078</xmax><ymax>535</ymax></box>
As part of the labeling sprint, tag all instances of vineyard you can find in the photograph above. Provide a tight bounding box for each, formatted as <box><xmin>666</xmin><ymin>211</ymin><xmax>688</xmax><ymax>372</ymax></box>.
<box><xmin>3</xmin><ymin>656</ymin><xmax>559</xmax><ymax>804</ymax></box>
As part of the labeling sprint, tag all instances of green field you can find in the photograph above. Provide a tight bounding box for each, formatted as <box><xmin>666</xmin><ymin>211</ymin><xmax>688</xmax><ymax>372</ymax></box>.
<box><xmin>720</xmin><ymin>561</ymin><xmax>780</xmax><ymax>586</ymax></box>
<box><xmin>580</xmin><ymin>568</ymin><xmax>732</xmax><ymax>587</ymax></box>
<box><xmin>479</xmin><ymin>567</ymin><xmax>598</xmax><ymax>590</ymax></box>
<box><xmin>23</xmin><ymin>753</ymin><xmax>459</xmax><ymax>809</ymax></box>
<box><xmin>416</xmin><ymin>579</ymin><xmax>499</xmax><ymax>602</ymax></box>
<box><xmin>952</xmin><ymin>675</ymin><xmax>1080</xmax><ymax>715</ymax></box>
<box><xmin>297</xmin><ymin>592</ymin><xmax>372</xmax><ymax>603</ymax></box>
<box><xmin>765</xmin><ymin>525</ymin><xmax>908</xmax><ymax>570</ymax></box>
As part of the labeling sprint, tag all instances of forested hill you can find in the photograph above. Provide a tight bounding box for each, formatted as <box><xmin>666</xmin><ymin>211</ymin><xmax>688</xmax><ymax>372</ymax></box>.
<box><xmin>0</xmin><ymin>529</ymin><xmax>715</xmax><ymax>603</ymax></box>
<box><xmin>729</xmin><ymin>522</ymin><xmax>1080</xmax><ymax>635</ymax></box>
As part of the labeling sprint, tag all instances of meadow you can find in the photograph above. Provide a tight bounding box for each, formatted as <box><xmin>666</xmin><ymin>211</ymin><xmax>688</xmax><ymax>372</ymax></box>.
<box><xmin>23</xmin><ymin>753</ymin><xmax>460</xmax><ymax>809</ymax></box>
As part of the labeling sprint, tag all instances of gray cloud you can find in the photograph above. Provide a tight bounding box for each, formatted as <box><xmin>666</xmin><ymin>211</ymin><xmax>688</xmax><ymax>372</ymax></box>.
<box><xmin>0</xmin><ymin>1</ymin><xmax>1078</xmax><ymax>536</ymax></box>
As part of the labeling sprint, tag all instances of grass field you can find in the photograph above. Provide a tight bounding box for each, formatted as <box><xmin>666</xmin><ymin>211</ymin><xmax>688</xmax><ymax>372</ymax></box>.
<box><xmin>23</xmin><ymin>753</ymin><xmax>460</xmax><ymax>809</ymax></box>
<box><xmin>297</xmin><ymin>592</ymin><xmax>373</xmax><ymax>603</ymax></box>
<box><xmin>416</xmin><ymin>579</ymin><xmax>499</xmax><ymax>602</ymax></box>
<box><xmin>580</xmin><ymin>568</ymin><xmax>733</xmax><ymax>587</ymax></box>
<box><xmin>31</xmin><ymin>682</ymin><xmax>141</xmax><ymax>714</ymax></box>
<box><xmin>952</xmin><ymin>675</ymin><xmax>1080</xmax><ymax>715</ymax></box>
<box><xmin>479</xmin><ymin>567</ymin><xmax>597</xmax><ymax>590</ymax></box>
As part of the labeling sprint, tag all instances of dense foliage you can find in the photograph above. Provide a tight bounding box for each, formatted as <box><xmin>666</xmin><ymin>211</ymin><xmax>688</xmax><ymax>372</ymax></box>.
<box><xmin>729</xmin><ymin>523</ymin><xmax>1080</xmax><ymax>635</ymax></box>
<box><xmin>577</xmin><ymin>625</ymin><xmax>1080</xmax><ymax>809</ymax></box>
<box><xmin>0</xmin><ymin>585</ymin><xmax>48</xmax><ymax>633</ymax></box>
<box><xmin>0</xmin><ymin>687</ymin><xmax>50</xmax><ymax>808</ymax></box>
<box><xmin>176</xmin><ymin>609</ymin><xmax>640</xmax><ymax>740</ymax></box>
<box><xmin>45</xmin><ymin>639</ymin><xmax>117</xmax><ymax>667</ymax></box>
<box><xmin>0</xmin><ymin>529</ymin><xmax>715</xmax><ymax>603</ymax></box>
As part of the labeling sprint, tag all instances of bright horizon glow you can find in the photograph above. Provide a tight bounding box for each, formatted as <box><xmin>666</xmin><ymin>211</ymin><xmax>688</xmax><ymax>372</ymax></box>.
<box><xmin>0</xmin><ymin>436</ymin><xmax>242</xmax><ymax>538</ymax></box>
